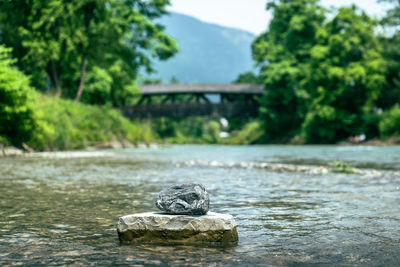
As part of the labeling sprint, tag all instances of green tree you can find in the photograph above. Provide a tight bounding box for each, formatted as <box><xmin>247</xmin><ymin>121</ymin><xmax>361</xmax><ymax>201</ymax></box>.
<box><xmin>378</xmin><ymin>35</ymin><xmax>400</xmax><ymax>109</ymax></box>
<box><xmin>252</xmin><ymin>0</ymin><xmax>325</xmax><ymax>141</ymax></box>
<box><xmin>377</xmin><ymin>0</ymin><xmax>400</xmax><ymax>109</ymax></box>
<box><xmin>81</xmin><ymin>66</ymin><xmax>113</xmax><ymax>105</ymax></box>
<box><xmin>301</xmin><ymin>6</ymin><xmax>385</xmax><ymax>143</ymax></box>
<box><xmin>0</xmin><ymin>45</ymin><xmax>37</xmax><ymax>146</ymax></box>
<box><xmin>379</xmin><ymin>106</ymin><xmax>400</xmax><ymax>137</ymax></box>
<box><xmin>0</xmin><ymin>0</ymin><xmax>178</xmax><ymax>106</ymax></box>
<box><xmin>233</xmin><ymin>71</ymin><xmax>262</xmax><ymax>84</ymax></box>
<box><xmin>379</xmin><ymin>0</ymin><xmax>400</xmax><ymax>27</ymax></box>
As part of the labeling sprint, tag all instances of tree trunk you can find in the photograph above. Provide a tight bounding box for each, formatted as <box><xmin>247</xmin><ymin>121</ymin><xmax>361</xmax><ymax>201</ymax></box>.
<box><xmin>50</xmin><ymin>60</ymin><xmax>62</xmax><ymax>97</ymax></box>
<box><xmin>74</xmin><ymin>55</ymin><xmax>87</xmax><ymax>102</ymax></box>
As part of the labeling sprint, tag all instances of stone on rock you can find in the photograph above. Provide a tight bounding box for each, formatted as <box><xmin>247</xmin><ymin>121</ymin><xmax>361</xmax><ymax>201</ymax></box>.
<box><xmin>155</xmin><ymin>183</ymin><xmax>209</xmax><ymax>215</ymax></box>
<box><xmin>117</xmin><ymin>212</ymin><xmax>238</xmax><ymax>244</ymax></box>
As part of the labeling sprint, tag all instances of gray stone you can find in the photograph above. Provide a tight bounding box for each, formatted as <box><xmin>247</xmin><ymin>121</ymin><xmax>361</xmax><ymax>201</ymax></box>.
<box><xmin>155</xmin><ymin>183</ymin><xmax>209</xmax><ymax>215</ymax></box>
<box><xmin>117</xmin><ymin>212</ymin><xmax>238</xmax><ymax>244</ymax></box>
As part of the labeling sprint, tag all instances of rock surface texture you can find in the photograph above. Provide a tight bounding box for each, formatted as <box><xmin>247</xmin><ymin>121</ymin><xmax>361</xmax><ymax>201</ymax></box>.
<box><xmin>117</xmin><ymin>212</ymin><xmax>238</xmax><ymax>244</ymax></box>
<box><xmin>155</xmin><ymin>183</ymin><xmax>209</xmax><ymax>215</ymax></box>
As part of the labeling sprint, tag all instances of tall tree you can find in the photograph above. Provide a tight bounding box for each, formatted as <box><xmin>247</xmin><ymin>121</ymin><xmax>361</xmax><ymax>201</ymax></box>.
<box><xmin>253</xmin><ymin>1</ymin><xmax>385</xmax><ymax>143</ymax></box>
<box><xmin>377</xmin><ymin>0</ymin><xmax>400</xmax><ymax>109</ymax></box>
<box><xmin>0</xmin><ymin>0</ymin><xmax>178</xmax><ymax>105</ymax></box>
<box><xmin>252</xmin><ymin>0</ymin><xmax>325</xmax><ymax>141</ymax></box>
<box><xmin>301</xmin><ymin>6</ymin><xmax>385</xmax><ymax>143</ymax></box>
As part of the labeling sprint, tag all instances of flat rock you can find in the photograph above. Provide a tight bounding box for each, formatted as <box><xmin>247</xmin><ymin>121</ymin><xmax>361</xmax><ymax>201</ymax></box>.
<box><xmin>155</xmin><ymin>183</ymin><xmax>209</xmax><ymax>215</ymax></box>
<box><xmin>117</xmin><ymin>212</ymin><xmax>238</xmax><ymax>245</ymax></box>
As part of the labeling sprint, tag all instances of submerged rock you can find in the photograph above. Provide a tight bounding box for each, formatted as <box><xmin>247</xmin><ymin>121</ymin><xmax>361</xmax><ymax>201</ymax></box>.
<box><xmin>155</xmin><ymin>183</ymin><xmax>209</xmax><ymax>215</ymax></box>
<box><xmin>117</xmin><ymin>212</ymin><xmax>238</xmax><ymax>244</ymax></box>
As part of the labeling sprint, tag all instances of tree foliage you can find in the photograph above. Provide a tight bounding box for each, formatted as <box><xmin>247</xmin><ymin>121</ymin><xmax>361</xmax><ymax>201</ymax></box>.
<box><xmin>253</xmin><ymin>1</ymin><xmax>386</xmax><ymax>143</ymax></box>
<box><xmin>253</xmin><ymin>0</ymin><xmax>325</xmax><ymax>140</ymax></box>
<box><xmin>379</xmin><ymin>106</ymin><xmax>400</xmax><ymax>137</ymax></box>
<box><xmin>0</xmin><ymin>0</ymin><xmax>178</xmax><ymax>106</ymax></box>
<box><xmin>301</xmin><ymin>6</ymin><xmax>385</xmax><ymax>143</ymax></box>
<box><xmin>379</xmin><ymin>0</ymin><xmax>400</xmax><ymax>27</ymax></box>
<box><xmin>233</xmin><ymin>71</ymin><xmax>262</xmax><ymax>84</ymax></box>
<box><xmin>377</xmin><ymin>0</ymin><xmax>400</xmax><ymax>109</ymax></box>
<box><xmin>0</xmin><ymin>45</ymin><xmax>37</xmax><ymax>146</ymax></box>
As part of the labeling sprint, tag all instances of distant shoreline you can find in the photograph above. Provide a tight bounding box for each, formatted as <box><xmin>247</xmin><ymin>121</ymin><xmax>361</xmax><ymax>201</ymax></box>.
<box><xmin>2</xmin><ymin>137</ymin><xmax>400</xmax><ymax>158</ymax></box>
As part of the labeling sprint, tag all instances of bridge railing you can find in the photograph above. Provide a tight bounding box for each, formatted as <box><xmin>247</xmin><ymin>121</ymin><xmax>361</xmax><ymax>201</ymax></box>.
<box><xmin>121</xmin><ymin>103</ymin><xmax>259</xmax><ymax>118</ymax></box>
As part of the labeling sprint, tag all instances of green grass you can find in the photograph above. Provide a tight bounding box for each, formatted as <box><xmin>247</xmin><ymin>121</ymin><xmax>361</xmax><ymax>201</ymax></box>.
<box><xmin>328</xmin><ymin>160</ymin><xmax>356</xmax><ymax>174</ymax></box>
<box><xmin>223</xmin><ymin>121</ymin><xmax>264</xmax><ymax>145</ymax></box>
<box><xmin>27</xmin><ymin>97</ymin><xmax>154</xmax><ymax>151</ymax></box>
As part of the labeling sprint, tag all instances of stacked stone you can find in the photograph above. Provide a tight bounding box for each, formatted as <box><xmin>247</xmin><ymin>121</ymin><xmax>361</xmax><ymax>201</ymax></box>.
<box><xmin>155</xmin><ymin>183</ymin><xmax>210</xmax><ymax>215</ymax></box>
<box><xmin>117</xmin><ymin>183</ymin><xmax>238</xmax><ymax>245</ymax></box>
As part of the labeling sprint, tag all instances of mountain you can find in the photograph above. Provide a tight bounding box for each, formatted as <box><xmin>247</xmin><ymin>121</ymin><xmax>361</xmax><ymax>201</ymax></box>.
<box><xmin>145</xmin><ymin>12</ymin><xmax>256</xmax><ymax>83</ymax></box>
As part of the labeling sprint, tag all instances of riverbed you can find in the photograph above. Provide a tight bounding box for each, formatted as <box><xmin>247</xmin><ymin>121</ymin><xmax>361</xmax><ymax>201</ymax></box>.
<box><xmin>0</xmin><ymin>145</ymin><xmax>399</xmax><ymax>265</ymax></box>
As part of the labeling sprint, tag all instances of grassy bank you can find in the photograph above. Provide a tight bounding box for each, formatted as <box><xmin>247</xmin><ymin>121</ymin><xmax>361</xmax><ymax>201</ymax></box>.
<box><xmin>143</xmin><ymin>117</ymin><xmax>264</xmax><ymax>145</ymax></box>
<box><xmin>1</xmin><ymin>97</ymin><xmax>151</xmax><ymax>151</ymax></box>
<box><xmin>2</xmin><ymin>97</ymin><xmax>399</xmax><ymax>151</ymax></box>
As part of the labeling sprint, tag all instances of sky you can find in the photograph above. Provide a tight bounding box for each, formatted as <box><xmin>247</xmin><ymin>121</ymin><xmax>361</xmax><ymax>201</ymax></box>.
<box><xmin>168</xmin><ymin>0</ymin><xmax>393</xmax><ymax>35</ymax></box>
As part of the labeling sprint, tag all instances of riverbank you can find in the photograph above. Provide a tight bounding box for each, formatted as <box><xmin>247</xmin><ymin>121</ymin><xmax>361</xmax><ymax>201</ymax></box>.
<box><xmin>2</xmin><ymin>135</ymin><xmax>399</xmax><ymax>159</ymax></box>
<box><xmin>337</xmin><ymin>136</ymin><xmax>400</xmax><ymax>146</ymax></box>
<box><xmin>0</xmin><ymin>96</ymin><xmax>157</xmax><ymax>151</ymax></box>
<box><xmin>1</xmin><ymin>95</ymin><xmax>399</xmax><ymax>151</ymax></box>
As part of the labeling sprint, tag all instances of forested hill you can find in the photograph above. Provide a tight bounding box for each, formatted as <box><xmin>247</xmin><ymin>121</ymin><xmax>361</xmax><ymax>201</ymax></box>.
<box><xmin>146</xmin><ymin>12</ymin><xmax>256</xmax><ymax>83</ymax></box>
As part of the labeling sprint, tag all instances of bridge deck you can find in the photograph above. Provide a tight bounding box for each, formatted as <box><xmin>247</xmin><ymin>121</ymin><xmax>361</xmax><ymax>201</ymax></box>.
<box><xmin>138</xmin><ymin>83</ymin><xmax>264</xmax><ymax>95</ymax></box>
<box><xmin>124</xmin><ymin>83</ymin><xmax>263</xmax><ymax>118</ymax></box>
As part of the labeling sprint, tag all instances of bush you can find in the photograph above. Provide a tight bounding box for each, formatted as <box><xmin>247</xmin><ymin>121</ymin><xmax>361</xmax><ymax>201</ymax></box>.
<box><xmin>151</xmin><ymin>118</ymin><xmax>264</xmax><ymax>145</ymax></box>
<box><xmin>81</xmin><ymin>67</ymin><xmax>113</xmax><ymax>105</ymax></box>
<box><xmin>0</xmin><ymin>45</ymin><xmax>37</xmax><ymax>146</ymax></box>
<box><xmin>225</xmin><ymin>121</ymin><xmax>264</xmax><ymax>145</ymax></box>
<box><xmin>379</xmin><ymin>106</ymin><xmax>400</xmax><ymax>137</ymax></box>
<box><xmin>361</xmin><ymin>112</ymin><xmax>382</xmax><ymax>139</ymax></box>
<box><xmin>203</xmin><ymin>121</ymin><xmax>220</xmax><ymax>144</ymax></box>
<box><xmin>151</xmin><ymin>117</ymin><xmax>220</xmax><ymax>144</ymax></box>
<box><xmin>28</xmin><ymin>97</ymin><xmax>154</xmax><ymax>150</ymax></box>
<box><xmin>301</xmin><ymin>109</ymin><xmax>341</xmax><ymax>144</ymax></box>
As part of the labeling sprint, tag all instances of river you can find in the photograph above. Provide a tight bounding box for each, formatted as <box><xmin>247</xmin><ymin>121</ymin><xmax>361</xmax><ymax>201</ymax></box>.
<box><xmin>0</xmin><ymin>145</ymin><xmax>399</xmax><ymax>265</ymax></box>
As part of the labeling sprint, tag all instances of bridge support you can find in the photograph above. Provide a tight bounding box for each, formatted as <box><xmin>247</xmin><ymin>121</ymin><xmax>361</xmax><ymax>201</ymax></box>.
<box><xmin>121</xmin><ymin>103</ymin><xmax>259</xmax><ymax>118</ymax></box>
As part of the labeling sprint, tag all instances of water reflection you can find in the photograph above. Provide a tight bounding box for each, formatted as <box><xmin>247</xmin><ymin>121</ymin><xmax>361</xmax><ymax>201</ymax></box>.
<box><xmin>0</xmin><ymin>145</ymin><xmax>399</xmax><ymax>265</ymax></box>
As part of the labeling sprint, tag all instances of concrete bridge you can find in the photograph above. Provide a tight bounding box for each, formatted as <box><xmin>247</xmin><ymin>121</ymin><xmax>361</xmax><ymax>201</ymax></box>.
<box><xmin>121</xmin><ymin>83</ymin><xmax>263</xmax><ymax>118</ymax></box>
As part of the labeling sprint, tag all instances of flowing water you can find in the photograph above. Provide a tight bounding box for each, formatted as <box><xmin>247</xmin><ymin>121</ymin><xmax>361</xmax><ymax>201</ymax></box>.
<box><xmin>0</xmin><ymin>145</ymin><xmax>399</xmax><ymax>266</ymax></box>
